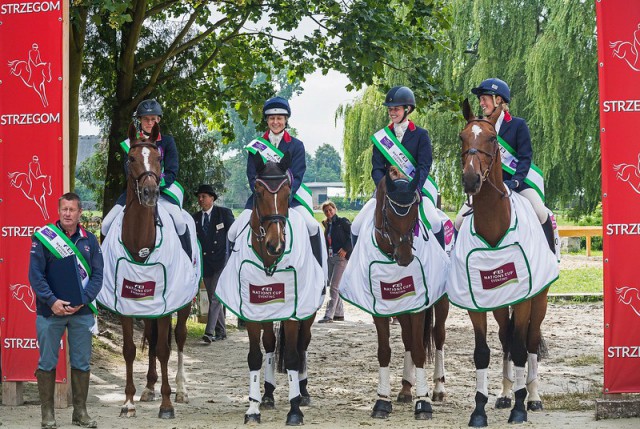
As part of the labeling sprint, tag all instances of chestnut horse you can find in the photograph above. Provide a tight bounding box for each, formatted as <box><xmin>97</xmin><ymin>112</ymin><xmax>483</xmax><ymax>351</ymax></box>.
<box><xmin>243</xmin><ymin>153</ymin><xmax>315</xmax><ymax>426</ymax></box>
<box><xmin>117</xmin><ymin>123</ymin><xmax>191</xmax><ymax>419</ymax></box>
<box><xmin>459</xmin><ymin>99</ymin><xmax>548</xmax><ymax>426</ymax></box>
<box><xmin>369</xmin><ymin>167</ymin><xmax>438</xmax><ymax>420</ymax></box>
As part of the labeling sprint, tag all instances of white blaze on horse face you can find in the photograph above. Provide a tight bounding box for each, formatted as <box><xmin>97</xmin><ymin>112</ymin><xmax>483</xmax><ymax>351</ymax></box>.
<box><xmin>141</xmin><ymin>147</ymin><xmax>151</xmax><ymax>172</ymax></box>
<box><xmin>471</xmin><ymin>124</ymin><xmax>482</xmax><ymax>140</ymax></box>
<box><xmin>273</xmin><ymin>193</ymin><xmax>281</xmax><ymax>236</ymax></box>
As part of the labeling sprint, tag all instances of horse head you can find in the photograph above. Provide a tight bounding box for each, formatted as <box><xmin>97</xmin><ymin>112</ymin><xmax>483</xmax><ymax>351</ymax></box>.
<box><xmin>251</xmin><ymin>152</ymin><xmax>292</xmax><ymax>266</ymax></box>
<box><xmin>460</xmin><ymin>98</ymin><xmax>503</xmax><ymax>196</ymax></box>
<box><xmin>126</xmin><ymin>122</ymin><xmax>161</xmax><ymax>207</ymax></box>
<box><xmin>375</xmin><ymin>166</ymin><xmax>420</xmax><ymax>267</ymax></box>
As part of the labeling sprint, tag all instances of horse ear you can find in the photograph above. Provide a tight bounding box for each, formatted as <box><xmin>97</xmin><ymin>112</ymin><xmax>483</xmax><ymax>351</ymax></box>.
<box><xmin>254</xmin><ymin>153</ymin><xmax>266</xmax><ymax>173</ymax></box>
<box><xmin>150</xmin><ymin>123</ymin><xmax>160</xmax><ymax>143</ymax></box>
<box><xmin>128</xmin><ymin>122</ymin><xmax>138</xmax><ymax>143</ymax></box>
<box><xmin>279</xmin><ymin>151</ymin><xmax>292</xmax><ymax>172</ymax></box>
<box><xmin>462</xmin><ymin>98</ymin><xmax>475</xmax><ymax>122</ymax></box>
<box><xmin>385</xmin><ymin>171</ymin><xmax>396</xmax><ymax>192</ymax></box>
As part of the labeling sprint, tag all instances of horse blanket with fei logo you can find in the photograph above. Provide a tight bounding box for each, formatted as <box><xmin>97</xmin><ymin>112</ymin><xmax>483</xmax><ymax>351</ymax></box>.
<box><xmin>216</xmin><ymin>209</ymin><xmax>325</xmax><ymax>322</ymax></box>
<box><xmin>97</xmin><ymin>206</ymin><xmax>200</xmax><ymax>317</ymax></box>
<box><xmin>339</xmin><ymin>213</ymin><xmax>450</xmax><ymax>317</ymax></box>
<box><xmin>447</xmin><ymin>192</ymin><xmax>559</xmax><ymax>312</ymax></box>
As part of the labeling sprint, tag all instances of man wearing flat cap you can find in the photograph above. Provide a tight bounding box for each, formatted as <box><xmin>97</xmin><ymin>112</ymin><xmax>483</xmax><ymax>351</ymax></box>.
<box><xmin>192</xmin><ymin>184</ymin><xmax>235</xmax><ymax>343</ymax></box>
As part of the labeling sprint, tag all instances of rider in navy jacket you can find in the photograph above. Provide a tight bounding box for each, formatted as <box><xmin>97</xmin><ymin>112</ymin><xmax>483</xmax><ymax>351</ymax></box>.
<box><xmin>244</xmin><ymin>130</ymin><xmax>306</xmax><ymax>209</ymax></box>
<box><xmin>496</xmin><ymin>115</ymin><xmax>532</xmax><ymax>192</ymax></box>
<box><xmin>29</xmin><ymin>222</ymin><xmax>103</xmax><ymax>318</ymax></box>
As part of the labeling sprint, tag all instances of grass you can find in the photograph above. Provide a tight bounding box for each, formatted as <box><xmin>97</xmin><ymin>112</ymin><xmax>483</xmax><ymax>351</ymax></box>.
<box><xmin>542</xmin><ymin>385</ymin><xmax>602</xmax><ymax>411</ymax></box>
<box><xmin>551</xmin><ymin>267</ymin><xmax>603</xmax><ymax>295</ymax></box>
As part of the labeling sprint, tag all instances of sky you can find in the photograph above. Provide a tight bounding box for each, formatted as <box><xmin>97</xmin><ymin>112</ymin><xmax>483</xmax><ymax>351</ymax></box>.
<box><xmin>79</xmin><ymin>70</ymin><xmax>361</xmax><ymax>156</ymax></box>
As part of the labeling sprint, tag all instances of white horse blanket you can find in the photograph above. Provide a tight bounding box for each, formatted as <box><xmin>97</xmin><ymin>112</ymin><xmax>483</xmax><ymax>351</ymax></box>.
<box><xmin>339</xmin><ymin>211</ymin><xmax>450</xmax><ymax>317</ymax></box>
<box><xmin>447</xmin><ymin>191</ymin><xmax>559</xmax><ymax>312</ymax></box>
<box><xmin>216</xmin><ymin>209</ymin><xmax>325</xmax><ymax>322</ymax></box>
<box><xmin>97</xmin><ymin>206</ymin><xmax>200</xmax><ymax>317</ymax></box>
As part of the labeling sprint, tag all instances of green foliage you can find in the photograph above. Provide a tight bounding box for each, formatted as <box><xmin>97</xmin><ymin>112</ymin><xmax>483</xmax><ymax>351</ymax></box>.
<box><xmin>551</xmin><ymin>268</ymin><xmax>603</xmax><ymax>295</ymax></box>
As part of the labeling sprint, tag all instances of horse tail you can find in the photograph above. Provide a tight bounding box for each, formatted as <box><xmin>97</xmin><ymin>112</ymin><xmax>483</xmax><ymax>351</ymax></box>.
<box><xmin>423</xmin><ymin>306</ymin><xmax>435</xmax><ymax>364</ymax></box>
<box><xmin>275</xmin><ymin>321</ymin><xmax>286</xmax><ymax>374</ymax></box>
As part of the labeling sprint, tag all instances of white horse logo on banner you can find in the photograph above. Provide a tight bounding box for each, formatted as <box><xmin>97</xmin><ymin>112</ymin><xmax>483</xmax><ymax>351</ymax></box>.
<box><xmin>617</xmin><ymin>286</ymin><xmax>640</xmax><ymax>318</ymax></box>
<box><xmin>7</xmin><ymin>155</ymin><xmax>53</xmax><ymax>219</ymax></box>
<box><xmin>7</xmin><ymin>43</ymin><xmax>52</xmax><ymax>107</ymax></box>
<box><xmin>9</xmin><ymin>284</ymin><xmax>36</xmax><ymax>313</ymax></box>
<box><xmin>609</xmin><ymin>23</ymin><xmax>640</xmax><ymax>72</ymax></box>
<box><xmin>613</xmin><ymin>153</ymin><xmax>640</xmax><ymax>195</ymax></box>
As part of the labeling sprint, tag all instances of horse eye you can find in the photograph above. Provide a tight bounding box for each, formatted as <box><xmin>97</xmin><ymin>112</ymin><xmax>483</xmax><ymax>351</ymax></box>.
<box><xmin>128</xmin><ymin>156</ymin><xmax>135</xmax><ymax>163</ymax></box>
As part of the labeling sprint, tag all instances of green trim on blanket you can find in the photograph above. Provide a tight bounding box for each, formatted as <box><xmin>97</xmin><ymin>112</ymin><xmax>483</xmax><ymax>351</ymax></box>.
<box><xmin>448</xmin><ymin>277</ymin><xmax>557</xmax><ymax>313</ymax></box>
<box><xmin>468</xmin><ymin>211</ymin><xmax>518</xmax><ymax>249</ymax></box>
<box><xmin>97</xmin><ymin>299</ymin><xmax>193</xmax><ymax>319</ymax></box>
<box><xmin>112</xmin><ymin>256</ymin><xmax>168</xmax><ymax>314</ymax></box>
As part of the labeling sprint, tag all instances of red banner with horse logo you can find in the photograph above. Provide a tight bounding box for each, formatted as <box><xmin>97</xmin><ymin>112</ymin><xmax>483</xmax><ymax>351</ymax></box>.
<box><xmin>597</xmin><ymin>0</ymin><xmax>640</xmax><ymax>394</ymax></box>
<box><xmin>0</xmin><ymin>0</ymin><xmax>67</xmax><ymax>382</ymax></box>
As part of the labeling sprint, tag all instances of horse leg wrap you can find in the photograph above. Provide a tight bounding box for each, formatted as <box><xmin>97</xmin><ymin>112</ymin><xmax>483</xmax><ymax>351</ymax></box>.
<box><xmin>526</xmin><ymin>353</ymin><xmax>542</xmax><ymax>405</ymax></box>
<box><xmin>513</xmin><ymin>366</ymin><xmax>526</xmax><ymax>393</ymax></box>
<box><xmin>377</xmin><ymin>367</ymin><xmax>391</xmax><ymax>398</ymax></box>
<box><xmin>249</xmin><ymin>370</ymin><xmax>261</xmax><ymax>403</ymax></box>
<box><xmin>500</xmin><ymin>358</ymin><xmax>514</xmax><ymax>399</ymax></box>
<box><xmin>287</xmin><ymin>370</ymin><xmax>301</xmax><ymax>401</ymax></box>
<box><xmin>433</xmin><ymin>349</ymin><xmax>445</xmax><ymax>382</ymax></box>
<box><xmin>265</xmin><ymin>352</ymin><xmax>276</xmax><ymax>387</ymax></box>
<box><xmin>526</xmin><ymin>353</ymin><xmax>538</xmax><ymax>385</ymax></box>
<box><xmin>475</xmin><ymin>368</ymin><xmax>488</xmax><ymax>398</ymax></box>
<box><xmin>415</xmin><ymin>367</ymin><xmax>429</xmax><ymax>398</ymax></box>
<box><xmin>403</xmin><ymin>351</ymin><xmax>416</xmax><ymax>386</ymax></box>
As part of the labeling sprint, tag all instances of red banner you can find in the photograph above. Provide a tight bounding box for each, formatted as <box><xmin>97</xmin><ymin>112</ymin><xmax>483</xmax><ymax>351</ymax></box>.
<box><xmin>597</xmin><ymin>0</ymin><xmax>640</xmax><ymax>394</ymax></box>
<box><xmin>0</xmin><ymin>0</ymin><xmax>67</xmax><ymax>382</ymax></box>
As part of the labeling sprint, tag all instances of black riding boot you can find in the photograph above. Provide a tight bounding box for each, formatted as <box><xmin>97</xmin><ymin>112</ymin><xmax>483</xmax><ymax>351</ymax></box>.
<box><xmin>541</xmin><ymin>216</ymin><xmax>555</xmax><ymax>254</ymax></box>
<box><xmin>178</xmin><ymin>228</ymin><xmax>192</xmax><ymax>259</ymax></box>
<box><xmin>310</xmin><ymin>232</ymin><xmax>323</xmax><ymax>267</ymax></box>
<box><xmin>433</xmin><ymin>227</ymin><xmax>445</xmax><ymax>250</ymax></box>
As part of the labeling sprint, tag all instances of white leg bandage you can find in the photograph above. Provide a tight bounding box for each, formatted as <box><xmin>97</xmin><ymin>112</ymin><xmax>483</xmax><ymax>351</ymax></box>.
<box><xmin>287</xmin><ymin>370</ymin><xmax>301</xmax><ymax>401</ymax></box>
<box><xmin>433</xmin><ymin>349</ymin><xmax>445</xmax><ymax>381</ymax></box>
<box><xmin>249</xmin><ymin>370</ymin><xmax>261</xmax><ymax>403</ymax></box>
<box><xmin>501</xmin><ymin>358</ymin><xmax>514</xmax><ymax>397</ymax></box>
<box><xmin>415</xmin><ymin>367</ymin><xmax>429</xmax><ymax>399</ymax></box>
<box><xmin>264</xmin><ymin>352</ymin><xmax>276</xmax><ymax>387</ymax></box>
<box><xmin>403</xmin><ymin>351</ymin><xmax>416</xmax><ymax>385</ymax></box>
<box><xmin>476</xmin><ymin>368</ymin><xmax>488</xmax><ymax>398</ymax></box>
<box><xmin>377</xmin><ymin>367</ymin><xmax>391</xmax><ymax>398</ymax></box>
<box><xmin>526</xmin><ymin>353</ymin><xmax>541</xmax><ymax>401</ymax></box>
<box><xmin>514</xmin><ymin>366</ymin><xmax>526</xmax><ymax>392</ymax></box>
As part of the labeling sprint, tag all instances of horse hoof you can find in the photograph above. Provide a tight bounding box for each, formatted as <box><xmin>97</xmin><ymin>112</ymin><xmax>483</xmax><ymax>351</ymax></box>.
<box><xmin>158</xmin><ymin>408</ymin><xmax>175</xmax><ymax>419</ymax></box>
<box><xmin>175</xmin><ymin>392</ymin><xmax>189</xmax><ymax>404</ymax></box>
<box><xmin>396</xmin><ymin>392</ymin><xmax>413</xmax><ymax>403</ymax></box>
<box><xmin>371</xmin><ymin>399</ymin><xmax>392</xmax><ymax>419</ymax></box>
<box><xmin>527</xmin><ymin>400</ymin><xmax>543</xmax><ymax>411</ymax></box>
<box><xmin>432</xmin><ymin>390</ymin><xmax>446</xmax><ymax>402</ymax></box>
<box><xmin>495</xmin><ymin>396</ymin><xmax>511</xmax><ymax>409</ymax></box>
<box><xmin>139</xmin><ymin>389</ymin><xmax>155</xmax><ymax>402</ymax></box>
<box><xmin>285</xmin><ymin>412</ymin><xmax>304</xmax><ymax>426</ymax></box>
<box><xmin>260</xmin><ymin>395</ymin><xmax>275</xmax><ymax>410</ymax></box>
<box><xmin>414</xmin><ymin>400</ymin><xmax>433</xmax><ymax>420</ymax></box>
<box><xmin>468</xmin><ymin>411</ymin><xmax>488</xmax><ymax>427</ymax></box>
<box><xmin>119</xmin><ymin>407</ymin><xmax>136</xmax><ymax>418</ymax></box>
<box><xmin>244</xmin><ymin>413</ymin><xmax>261</xmax><ymax>424</ymax></box>
<box><xmin>300</xmin><ymin>394</ymin><xmax>311</xmax><ymax>407</ymax></box>
<box><xmin>508</xmin><ymin>408</ymin><xmax>527</xmax><ymax>424</ymax></box>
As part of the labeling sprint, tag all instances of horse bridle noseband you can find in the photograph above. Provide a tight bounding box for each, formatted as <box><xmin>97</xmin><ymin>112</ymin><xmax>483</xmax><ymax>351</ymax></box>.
<box><xmin>375</xmin><ymin>186</ymin><xmax>421</xmax><ymax>257</ymax></box>
<box><xmin>251</xmin><ymin>172</ymin><xmax>291</xmax><ymax>243</ymax></box>
<box><xmin>128</xmin><ymin>142</ymin><xmax>161</xmax><ymax>205</ymax></box>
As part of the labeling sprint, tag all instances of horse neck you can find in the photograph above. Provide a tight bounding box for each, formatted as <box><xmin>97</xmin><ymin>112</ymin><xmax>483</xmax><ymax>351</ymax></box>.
<box><xmin>122</xmin><ymin>186</ymin><xmax>156</xmax><ymax>262</ymax></box>
<box><xmin>472</xmin><ymin>167</ymin><xmax>510</xmax><ymax>247</ymax></box>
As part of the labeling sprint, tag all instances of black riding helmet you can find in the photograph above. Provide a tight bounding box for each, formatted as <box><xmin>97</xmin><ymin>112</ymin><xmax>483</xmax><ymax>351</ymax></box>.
<box><xmin>383</xmin><ymin>86</ymin><xmax>416</xmax><ymax>123</ymax></box>
<box><xmin>134</xmin><ymin>99</ymin><xmax>163</xmax><ymax>118</ymax></box>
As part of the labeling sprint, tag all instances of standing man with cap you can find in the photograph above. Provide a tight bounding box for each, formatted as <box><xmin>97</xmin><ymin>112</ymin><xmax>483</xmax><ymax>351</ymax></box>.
<box><xmin>193</xmin><ymin>184</ymin><xmax>235</xmax><ymax>343</ymax></box>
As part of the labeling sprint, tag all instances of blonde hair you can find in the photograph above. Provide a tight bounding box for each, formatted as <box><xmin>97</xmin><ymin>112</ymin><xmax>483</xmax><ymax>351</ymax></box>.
<box><xmin>321</xmin><ymin>200</ymin><xmax>337</xmax><ymax>212</ymax></box>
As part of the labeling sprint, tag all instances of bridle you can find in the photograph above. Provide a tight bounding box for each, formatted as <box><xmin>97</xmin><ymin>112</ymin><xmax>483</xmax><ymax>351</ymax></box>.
<box><xmin>374</xmin><ymin>181</ymin><xmax>421</xmax><ymax>259</ymax></box>
<box><xmin>128</xmin><ymin>142</ymin><xmax>161</xmax><ymax>206</ymax></box>
<box><xmin>460</xmin><ymin>118</ymin><xmax>507</xmax><ymax>205</ymax></box>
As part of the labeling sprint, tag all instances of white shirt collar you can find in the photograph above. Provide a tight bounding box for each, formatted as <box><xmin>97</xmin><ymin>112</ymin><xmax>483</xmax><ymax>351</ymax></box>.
<box><xmin>394</xmin><ymin>120</ymin><xmax>410</xmax><ymax>140</ymax></box>
<box><xmin>269</xmin><ymin>130</ymin><xmax>284</xmax><ymax>146</ymax></box>
<box><xmin>495</xmin><ymin>110</ymin><xmax>505</xmax><ymax>134</ymax></box>
<box><xmin>202</xmin><ymin>206</ymin><xmax>213</xmax><ymax>217</ymax></box>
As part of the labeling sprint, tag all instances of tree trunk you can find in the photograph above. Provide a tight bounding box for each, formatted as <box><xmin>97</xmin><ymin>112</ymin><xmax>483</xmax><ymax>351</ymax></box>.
<box><xmin>68</xmin><ymin>7</ymin><xmax>88</xmax><ymax>191</ymax></box>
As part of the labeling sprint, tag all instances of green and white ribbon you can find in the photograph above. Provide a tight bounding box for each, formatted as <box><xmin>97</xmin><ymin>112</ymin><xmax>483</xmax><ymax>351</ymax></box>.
<box><xmin>245</xmin><ymin>138</ymin><xmax>313</xmax><ymax>215</ymax></box>
<box><xmin>33</xmin><ymin>224</ymin><xmax>98</xmax><ymax>314</ymax></box>
<box><xmin>371</xmin><ymin>127</ymin><xmax>439</xmax><ymax>228</ymax></box>
<box><xmin>497</xmin><ymin>136</ymin><xmax>545</xmax><ymax>201</ymax></box>
<box><xmin>120</xmin><ymin>139</ymin><xmax>184</xmax><ymax>207</ymax></box>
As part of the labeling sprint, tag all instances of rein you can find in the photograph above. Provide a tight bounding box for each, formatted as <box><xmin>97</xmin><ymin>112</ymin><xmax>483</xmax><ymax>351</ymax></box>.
<box><xmin>374</xmin><ymin>189</ymin><xmax>420</xmax><ymax>257</ymax></box>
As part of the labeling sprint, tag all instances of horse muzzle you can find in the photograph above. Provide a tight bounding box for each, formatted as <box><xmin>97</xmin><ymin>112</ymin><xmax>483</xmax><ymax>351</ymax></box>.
<box><xmin>139</xmin><ymin>186</ymin><xmax>159</xmax><ymax>207</ymax></box>
<box><xmin>462</xmin><ymin>169</ymin><xmax>482</xmax><ymax>195</ymax></box>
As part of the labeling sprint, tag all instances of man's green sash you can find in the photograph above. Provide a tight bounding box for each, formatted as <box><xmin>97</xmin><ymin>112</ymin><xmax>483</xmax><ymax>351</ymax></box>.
<box><xmin>245</xmin><ymin>137</ymin><xmax>313</xmax><ymax>215</ymax></box>
<box><xmin>33</xmin><ymin>224</ymin><xmax>98</xmax><ymax>314</ymax></box>
<box><xmin>370</xmin><ymin>127</ymin><xmax>439</xmax><ymax>228</ymax></box>
<box><xmin>497</xmin><ymin>136</ymin><xmax>545</xmax><ymax>201</ymax></box>
<box><xmin>120</xmin><ymin>139</ymin><xmax>184</xmax><ymax>207</ymax></box>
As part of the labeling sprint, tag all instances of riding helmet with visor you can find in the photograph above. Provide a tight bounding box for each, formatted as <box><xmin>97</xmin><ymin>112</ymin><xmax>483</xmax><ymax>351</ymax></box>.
<box><xmin>263</xmin><ymin>97</ymin><xmax>291</xmax><ymax>118</ymax></box>
<box><xmin>134</xmin><ymin>99</ymin><xmax>163</xmax><ymax>118</ymax></box>
<box><xmin>471</xmin><ymin>78</ymin><xmax>511</xmax><ymax>104</ymax></box>
<box><xmin>383</xmin><ymin>86</ymin><xmax>416</xmax><ymax>109</ymax></box>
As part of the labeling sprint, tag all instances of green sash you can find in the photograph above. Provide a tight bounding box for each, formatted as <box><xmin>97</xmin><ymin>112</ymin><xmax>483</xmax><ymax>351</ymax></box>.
<box><xmin>245</xmin><ymin>137</ymin><xmax>313</xmax><ymax>215</ymax></box>
<box><xmin>120</xmin><ymin>139</ymin><xmax>184</xmax><ymax>207</ymax></box>
<box><xmin>33</xmin><ymin>224</ymin><xmax>98</xmax><ymax>314</ymax></box>
<box><xmin>370</xmin><ymin>126</ymin><xmax>439</xmax><ymax>228</ymax></box>
<box><xmin>497</xmin><ymin>136</ymin><xmax>545</xmax><ymax>201</ymax></box>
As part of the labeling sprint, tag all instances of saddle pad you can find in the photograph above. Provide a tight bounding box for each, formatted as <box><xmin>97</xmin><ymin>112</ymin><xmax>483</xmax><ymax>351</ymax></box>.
<box><xmin>367</xmin><ymin>257</ymin><xmax>428</xmax><ymax>316</ymax></box>
<box><xmin>114</xmin><ymin>258</ymin><xmax>167</xmax><ymax>316</ymax></box>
